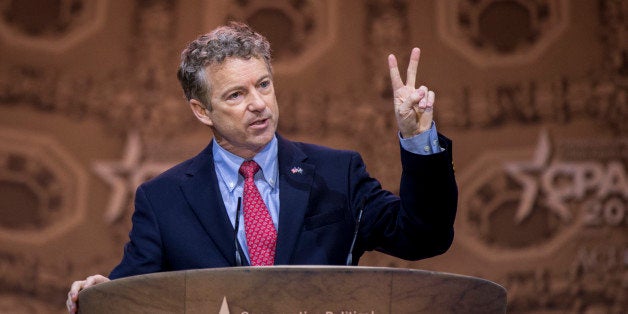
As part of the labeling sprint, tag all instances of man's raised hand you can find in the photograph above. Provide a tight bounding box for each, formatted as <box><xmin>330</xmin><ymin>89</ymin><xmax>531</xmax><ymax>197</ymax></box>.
<box><xmin>388</xmin><ymin>47</ymin><xmax>435</xmax><ymax>138</ymax></box>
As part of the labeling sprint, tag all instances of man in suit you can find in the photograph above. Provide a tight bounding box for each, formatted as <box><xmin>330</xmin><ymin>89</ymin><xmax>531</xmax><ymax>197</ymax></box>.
<box><xmin>67</xmin><ymin>22</ymin><xmax>457</xmax><ymax>313</ymax></box>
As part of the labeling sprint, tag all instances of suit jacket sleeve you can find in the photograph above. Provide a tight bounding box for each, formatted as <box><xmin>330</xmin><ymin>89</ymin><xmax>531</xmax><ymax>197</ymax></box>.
<box><xmin>355</xmin><ymin>134</ymin><xmax>457</xmax><ymax>261</ymax></box>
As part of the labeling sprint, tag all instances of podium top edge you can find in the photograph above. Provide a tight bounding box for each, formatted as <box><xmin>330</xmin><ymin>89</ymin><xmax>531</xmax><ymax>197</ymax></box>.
<box><xmin>102</xmin><ymin>266</ymin><xmax>505</xmax><ymax>290</ymax></box>
<box><xmin>79</xmin><ymin>266</ymin><xmax>507</xmax><ymax>305</ymax></box>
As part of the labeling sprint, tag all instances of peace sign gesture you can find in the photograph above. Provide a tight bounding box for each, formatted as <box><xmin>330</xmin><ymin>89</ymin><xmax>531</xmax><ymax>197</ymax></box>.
<box><xmin>388</xmin><ymin>48</ymin><xmax>435</xmax><ymax>138</ymax></box>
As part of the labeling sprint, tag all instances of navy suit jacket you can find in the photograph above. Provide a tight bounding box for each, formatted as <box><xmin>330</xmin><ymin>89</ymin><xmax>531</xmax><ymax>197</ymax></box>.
<box><xmin>109</xmin><ymin>134</ymin><xmax>457</xmax><ymax>279</ymax></box>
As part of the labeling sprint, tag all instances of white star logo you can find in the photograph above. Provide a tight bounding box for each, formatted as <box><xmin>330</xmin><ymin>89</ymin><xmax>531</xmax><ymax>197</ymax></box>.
<box><xmin>219</xmin><ymin>296</ymin><xmax>230</xmax><ymax>314</ymax></box>
<box><xmin>504</xmin><ymin>130</ymin><xmax>572</xmax><ymax>224</ymax></box>
<box><xmin>92</xmin><ymin>131</ymin><xmax>172</xmax><ymax>222</ymax></box>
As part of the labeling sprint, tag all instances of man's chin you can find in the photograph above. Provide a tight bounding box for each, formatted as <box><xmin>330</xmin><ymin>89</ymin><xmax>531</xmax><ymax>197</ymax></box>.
<box><xmin>249</xmin><ymin>131</ymin><xmax>275</xmax><ymax>147</ymax></box>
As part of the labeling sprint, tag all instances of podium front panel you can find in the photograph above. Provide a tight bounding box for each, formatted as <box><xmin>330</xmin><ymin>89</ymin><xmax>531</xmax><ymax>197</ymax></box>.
<box><xmin>79</xmin><ymin>266</ymin><xmax>506</xmax><ymax>313</ymax></box>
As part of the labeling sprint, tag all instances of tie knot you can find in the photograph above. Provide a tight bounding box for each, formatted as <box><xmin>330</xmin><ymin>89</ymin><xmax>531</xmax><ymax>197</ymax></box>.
<box><xmin>239</xmin><ymin>160</ymin><xmax>260</xmax><ymax>178</ymax></box>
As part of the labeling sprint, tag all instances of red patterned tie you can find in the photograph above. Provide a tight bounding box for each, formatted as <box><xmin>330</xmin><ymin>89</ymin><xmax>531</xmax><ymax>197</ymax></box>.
<box><xmin>239</xmin><ymin>160</ymin><xmax>277</xmax><ymax>266</ymax></box>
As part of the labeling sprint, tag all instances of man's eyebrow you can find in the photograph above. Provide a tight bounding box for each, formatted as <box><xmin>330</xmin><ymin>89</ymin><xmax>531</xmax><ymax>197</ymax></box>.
<box><xmin>220</xmin><ymin>85</ymin><xmax>245</xmax><ymax>99</ymax></box>
<box><xmin>257</xmin><ymin>74</ymin><xmax>272</xmax><ymax>83</ymax></box>
<box><xmin>219</xmin><ymin>73</ymin><xmax>272</xmax><ymax>99</ymax></box>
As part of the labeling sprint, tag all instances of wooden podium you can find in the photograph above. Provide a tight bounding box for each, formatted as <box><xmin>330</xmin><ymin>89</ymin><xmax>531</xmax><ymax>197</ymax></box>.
<box><xmin>78</xmin><ymin>266</ymin><xmax>507</xmax><ymax>313</ymax></box>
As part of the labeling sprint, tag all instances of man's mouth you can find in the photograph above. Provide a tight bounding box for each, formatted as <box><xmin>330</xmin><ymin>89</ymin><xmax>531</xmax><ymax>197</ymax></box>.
<box><xmin>249</xmin><ymin>118</ymin><xmax>269</xmax><ymax>128</ymax></box>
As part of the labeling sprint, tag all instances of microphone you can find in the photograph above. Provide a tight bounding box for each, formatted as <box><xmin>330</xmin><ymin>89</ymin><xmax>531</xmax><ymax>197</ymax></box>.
<box><xmin>234</xmin><ymin>197</ymin><xmax>243</xmax><ymax>266</ymax></box>
<box><xmin>345</xmin><ymin>197</ymin><xmax>366</xmax><ymax>266</ymax></box>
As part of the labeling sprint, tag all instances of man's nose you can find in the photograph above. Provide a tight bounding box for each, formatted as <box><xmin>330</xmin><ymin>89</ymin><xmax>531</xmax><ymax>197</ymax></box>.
<box><xmin>247</xmin><ymin>90</ymin><xmax>266</xmax><ymax>111</ymax></box>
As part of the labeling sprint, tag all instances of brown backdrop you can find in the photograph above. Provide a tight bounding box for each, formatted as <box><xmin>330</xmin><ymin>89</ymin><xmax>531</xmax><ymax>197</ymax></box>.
<box><xmin>0</xmin><ymin>0</ymin><xmax>625</xmax><ymax>313</ymax></box>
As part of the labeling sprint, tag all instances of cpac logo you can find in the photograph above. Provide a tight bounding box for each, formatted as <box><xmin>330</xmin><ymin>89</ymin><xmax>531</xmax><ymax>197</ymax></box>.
<box><xmin>457</xmin><ymin>130</ymin><xmax>627</xmax><ymax>261</ymax></box>
<box><xmin>504</xmin><ymin>131</ymin><xmax>627</xmax><ymax>225</ymax></box>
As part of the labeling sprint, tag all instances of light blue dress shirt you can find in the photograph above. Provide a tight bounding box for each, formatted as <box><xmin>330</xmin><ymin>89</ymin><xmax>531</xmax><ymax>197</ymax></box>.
<box><xmin>213</xmin><ymin>123</ymin><xmax>441</xmax><ymax>263</ymax></box>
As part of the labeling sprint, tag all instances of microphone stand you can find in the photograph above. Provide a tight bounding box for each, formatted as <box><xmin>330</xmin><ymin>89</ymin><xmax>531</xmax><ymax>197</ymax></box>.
<box><xmin>345</xmin><ymin>198</ymin><xmax>366</xmax><ymax>266</ymax></box>
<box><xmin>234</xmin><ymin>197</ymin><xmax>243</xmax><ymax>266</ymax></box>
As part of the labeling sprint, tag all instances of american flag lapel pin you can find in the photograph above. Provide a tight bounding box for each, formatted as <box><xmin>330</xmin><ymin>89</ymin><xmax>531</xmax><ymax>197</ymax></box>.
<box><xmin>290</xmin><ymin>166</ymin><xmax>303</xmax><ymax>174</ymax></box>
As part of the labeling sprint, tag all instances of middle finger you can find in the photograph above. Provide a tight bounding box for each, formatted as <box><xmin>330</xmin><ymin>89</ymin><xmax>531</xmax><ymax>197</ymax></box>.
<box><xmin>406</xmin><ymin>47</ymin><xmax>421</xmax><ymax>88</ymax></box>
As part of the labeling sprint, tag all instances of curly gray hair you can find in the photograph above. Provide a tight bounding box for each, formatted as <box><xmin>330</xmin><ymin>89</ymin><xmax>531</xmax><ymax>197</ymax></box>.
<box><xmin>177</xmin><ymin>21</ymin><xmax>272</xmax><ymax>108</ymax></box>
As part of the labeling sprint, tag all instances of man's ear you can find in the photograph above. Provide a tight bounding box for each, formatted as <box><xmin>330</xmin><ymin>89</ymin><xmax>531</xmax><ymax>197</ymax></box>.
<box><xmin>189</xmin><ymin>99</ymin><xmax>213</xmax><ymax>126</ymax></box>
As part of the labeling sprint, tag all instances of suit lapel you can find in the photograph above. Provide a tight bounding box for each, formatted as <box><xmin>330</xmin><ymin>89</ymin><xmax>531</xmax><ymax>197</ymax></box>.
<box><xmin>274</xmin><ymin>136</ymin><xmax>314</xmax><ymax>264</ymax></box>
<box><xmin>180</xmin><ymin>142</ymin><xmax>237</xmax><ymax>265</ymax></box>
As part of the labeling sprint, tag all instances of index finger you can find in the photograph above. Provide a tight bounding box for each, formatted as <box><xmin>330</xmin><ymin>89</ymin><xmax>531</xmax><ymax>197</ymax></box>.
<box><xmin>406</xmin><ymin>47</ymin><xmax>421</xmax><ymax>88</ymax></box>
<box><xmin>388</xmin><ymin>54</ymin><xmax>404</xmax><ymax>91</ymax></box>
<box><xmin>69</xmin><ymin>281</ymin><xmax>84</xmax><ymax>300</ymax></box>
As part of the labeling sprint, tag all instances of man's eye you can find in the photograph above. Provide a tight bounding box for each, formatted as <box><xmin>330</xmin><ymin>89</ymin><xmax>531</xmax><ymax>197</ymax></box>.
<box><xmin>227</xmin><ymin>92</ymin><xmax>241</xmax><ymax>100</ymax></box>
<box><xmin>260</xmin><ymin>80</ymin><xmax>270</xmax><ymax>88</ymax></box>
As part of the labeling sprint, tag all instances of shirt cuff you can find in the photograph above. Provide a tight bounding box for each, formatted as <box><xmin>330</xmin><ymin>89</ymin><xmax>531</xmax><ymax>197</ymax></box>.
<box><xmin>399</xmin><ymin>122</ymin><xmax>443</xmax><ymax>155</ymax></box>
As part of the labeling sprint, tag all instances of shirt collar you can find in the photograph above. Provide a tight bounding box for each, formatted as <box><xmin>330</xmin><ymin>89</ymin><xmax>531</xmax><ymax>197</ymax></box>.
<box><xmin>212</xmin><ymin>135</ymin><xmax>279</xmax><ymax>192</ymax></box>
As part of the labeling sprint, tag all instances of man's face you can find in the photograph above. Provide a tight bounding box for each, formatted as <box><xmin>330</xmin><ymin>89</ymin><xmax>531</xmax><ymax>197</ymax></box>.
<box><xmin>194</xmin><ymin>57</ymin><xmax>279</xmax><ymax>158</ymax></box>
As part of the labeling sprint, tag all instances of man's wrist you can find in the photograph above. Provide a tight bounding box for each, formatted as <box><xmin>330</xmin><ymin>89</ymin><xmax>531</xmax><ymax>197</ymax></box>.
<box><xmin>399</xmin><ymin>122</ymin><xmax>441</xmax><ymax>155</ymax></box>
